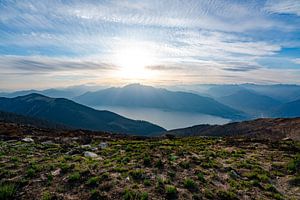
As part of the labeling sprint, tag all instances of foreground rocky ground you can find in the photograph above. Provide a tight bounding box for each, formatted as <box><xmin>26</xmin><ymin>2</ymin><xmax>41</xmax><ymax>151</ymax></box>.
<box><xmin>0</xmin><ymin>123</ymin><xmax>299</xmax><ymax>200</ymax></box>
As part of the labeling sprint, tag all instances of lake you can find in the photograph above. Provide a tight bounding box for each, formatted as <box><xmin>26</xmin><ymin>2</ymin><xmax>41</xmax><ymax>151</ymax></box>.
<box><xmin>93</xmin><ymin>106</ymin><xmax>231</xmax><ymax>130</ymax></box>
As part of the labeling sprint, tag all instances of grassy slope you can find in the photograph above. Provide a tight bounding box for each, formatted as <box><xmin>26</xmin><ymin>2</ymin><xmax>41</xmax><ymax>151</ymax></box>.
<box><xmin>0</xmin><ymin>130</ymin><xmax>299</xmax><ymax>200</ymax></box>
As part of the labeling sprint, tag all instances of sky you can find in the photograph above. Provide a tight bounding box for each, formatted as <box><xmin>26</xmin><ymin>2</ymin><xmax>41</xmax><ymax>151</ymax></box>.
<box><xmin>0</xmin><ymin>0</ymin><xmax>300</xmax><ymax>90</ymax></box>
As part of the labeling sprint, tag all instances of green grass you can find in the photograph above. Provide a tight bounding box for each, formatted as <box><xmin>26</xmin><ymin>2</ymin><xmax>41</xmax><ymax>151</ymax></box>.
<box><xmin>68</xmin><ymin>172</ymin><xmax>81</xmax><ymax>182</ymax></box>
<box><xmin>86</xmin><ymin>176</ymin><xmax>100</xmax><ymax>186</ymax></box>
<box><xmin>183</xmin><ymin>178</ymin><xmax>197</xmax><ymax>190</ymax></box>
<box><xmin>0</xmin><ymin>183</ymin><xmax>16</xmax><ymax>200</ymax></box>
<box><xmin>165</xmin><ymin>185</ymin><xmax>177</xmax><ymax>198</ymax></box>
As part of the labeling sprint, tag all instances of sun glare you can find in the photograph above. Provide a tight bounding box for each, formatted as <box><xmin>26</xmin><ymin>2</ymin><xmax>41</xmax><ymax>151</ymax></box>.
<box><xmin>113</xmin><ymin>42</ymin><xmax>158</xmax><ymax>80</ymax></box>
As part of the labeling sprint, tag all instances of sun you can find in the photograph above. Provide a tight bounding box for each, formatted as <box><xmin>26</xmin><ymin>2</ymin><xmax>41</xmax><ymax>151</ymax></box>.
<box><xmin>113</xmin><ymin>42</ymin><xmax>158</xmax><ymax>80</ymax></box>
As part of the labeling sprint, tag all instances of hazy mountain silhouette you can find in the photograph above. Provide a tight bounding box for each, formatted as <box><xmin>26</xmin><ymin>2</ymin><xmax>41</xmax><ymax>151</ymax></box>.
<box><xmin>0</xmin><ymin>93</ymin><xmax>165</xmax><ymax>135</ymax></box>
<box><xmin>217</xmin><ymin>89</ymin><xmax>281</xmax><ymax>117</ymax></box>
<box><xmin>0</xmin><ymin>85</ymin><xmax>103</xmax><ymax>99</ymax></box>
<box><xmin>272</xmin><ymin>99</ymin><xmax>300</xmax><ymax>118</ymax></box>
<box><xmin>74</xmin><ymin>84</ymin><xmax>246</xmax><ymax>120</ymax></box>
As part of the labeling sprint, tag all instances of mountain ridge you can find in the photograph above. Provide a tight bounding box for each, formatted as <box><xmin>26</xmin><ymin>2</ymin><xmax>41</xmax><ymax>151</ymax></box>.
<box><xmin>75</xmin><ymin>84</ymin><xmax>246</xmax><ymax>120</ymax></box>
<box><xmin>0</xmin><ymin>93</ymin><xmax>165</xmax><ymax>135</ymax></box>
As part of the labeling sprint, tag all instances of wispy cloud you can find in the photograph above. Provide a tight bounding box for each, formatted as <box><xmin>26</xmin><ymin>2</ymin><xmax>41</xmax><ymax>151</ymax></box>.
<box><xmin>293</xmin><ymin>58</ymin><xmax>300</xmax><ymax>64</ymax></box>
<box><xmin>265</xmin><ymin>0</ymin><xmax>300</xmax><ymax>16</ymax></box>
<box><xmin>0</xmin><ymin>0</ymin><xmax>300</xmax><ymax>89</ymax></box>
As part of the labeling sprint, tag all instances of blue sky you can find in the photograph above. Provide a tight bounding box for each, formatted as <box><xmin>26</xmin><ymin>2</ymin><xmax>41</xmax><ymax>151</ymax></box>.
<box><xmin>0</xmin><ymin>0</ymin><xmax>300</xmax><ymax>90</ymax></box>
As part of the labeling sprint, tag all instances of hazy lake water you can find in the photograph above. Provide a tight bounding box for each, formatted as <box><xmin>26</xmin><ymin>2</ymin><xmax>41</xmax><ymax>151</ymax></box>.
<box><xmin>93</xmin><ymin>106</ymin><xmax>231</xmax><ymax>130</ymax></box>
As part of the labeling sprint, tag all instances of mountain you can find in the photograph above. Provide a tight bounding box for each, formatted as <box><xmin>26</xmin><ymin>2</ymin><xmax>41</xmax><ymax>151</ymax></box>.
<box><xmin>0</xmin><ymin>85</ymin><xmax>105</xmax><ymax>99</ymax></box>
<box><xmin>242</xmin><ymin>84</ymin><xmax>300</xmax><ymax>102</ymax></box>
<box><xmin>166</xmin><ymin>117</ymin><xmax>300</xmax><ymax>141</ymax></box>
<box><xmin>0</xmin><ymin>110</ymin><xmax>68</xmax><ymax>130</ymax></box>
<box><xmin>272</xmin><ymin>99</ymin><xmax>300</xmax><ymax>118</ymax></box>
<box><xmin>217</xmin><ymin>89</ymin><xmax>281</xmax><ymax>117</ymax></box>
<box><xmin>0</xmin><ymin>93</ymin><xmax>165</xmax><ymax>135</ymax></box>
<box><xmin>204</xmin><ymin>84</ymin><xmax>244</xmax><ymax>98</ymax></box>
<box><xmin>74</xmin><ymin>84</ymin><xmax>246</xmax><ymax>120</ymax></box>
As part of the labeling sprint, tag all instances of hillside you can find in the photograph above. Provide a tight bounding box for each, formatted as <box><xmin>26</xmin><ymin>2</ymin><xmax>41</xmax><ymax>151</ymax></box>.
<box><xmin>75</xmin><ymin>84</ymin><xmax>245</xmax><ymax>120</ymax></box>
<box><xmin>0</xmin><ymin>93</ymin><xmax>165</xmax><ymax>135</ymax></box>
<box><xmin>167</xmin><ymin>118</ymin><xmax>300</xmax><ymax>141</ymax></box>
<box><xmin>273</xmin><ymin>99</ymin><xmax>300</xmax><ymax>118</ymax></box>
<box><xmin>217</xmin><ymin>90</ymin><xmax>281</xmax><ymax>117</ymax></box>
<box><xmin>0</xmin><ymin>121</ymin><xmax>299</xmax><ymax>199</ymax></box>
<box><xmin>0</xmin><ymin>110</ymin><xmax>69</xmax><ymax>130</ymax></box>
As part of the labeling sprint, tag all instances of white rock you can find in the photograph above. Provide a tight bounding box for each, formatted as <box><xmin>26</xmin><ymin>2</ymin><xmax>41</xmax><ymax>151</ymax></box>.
<box><xmin>81</xmin><ymin>144</ymin><xmax>92</xmax><ymax>148</ymax></box>
<box><xmin>99</xmin><ymin>142</ymin><xmax>108</xmax><ymax>149</ymax></box>
<box><xmin>42</xmin><ymin>141</ymin><xmax>54</xmax><ymax>145</ymax></box>
<box><xmin>22</xmin><ymin>137</ymin><xmax>34</xmax><ymax>142</ymax></box>
<box><xmin>51</xmin><ymin>168</ymin><xmax>61</xmax><ymax>176</ymax></box>
<box><xmin>92</xmin><ymin>147</ymin><xmax>98</xmax><ymax>151</ymax></box>
<box><xmin>84</xmin><ymin>151</ymin><xmax>98</xmax><ymax>158</ymax></box>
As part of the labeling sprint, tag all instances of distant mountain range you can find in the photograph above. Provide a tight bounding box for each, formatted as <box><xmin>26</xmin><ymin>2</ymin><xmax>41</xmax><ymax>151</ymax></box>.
<box><xmin>273</xmin><ymin>99</ymin><xmax>300</xmax><ymax>118</ymax></box>
<box><xmin>74</xmin><ymin>84</ymin><xmax>245</xmax><ymax>120</ymax></box>
<box><xmin>0</xmin><ymin>93</ymin><xmax>165</xmax><ymax>135</ymax></box>
<box><xmin>217</xmin><ymin>89</ymin><xmax>281</xmax><ymax>117</ymax></box>
<box><xmin>0</xmin><ymin>85</ymin><xmax>103</xmax><ymax>99</ymax></box>
<box><xmin>166</xmin><ymin>117</ymin><xmax>300</xmax><ymax>141</ymax></box>
<box><xmin>1</xmin><ymin>83</ymin><xmax>300</xmax><ymax>123</ymax></box>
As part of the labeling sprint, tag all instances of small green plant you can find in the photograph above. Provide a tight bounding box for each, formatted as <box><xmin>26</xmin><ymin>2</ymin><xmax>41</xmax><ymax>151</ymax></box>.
<box><xmin>60</xmin><ymin>163</ymin><xmax>71</xmax><ymax>173</ymax></box>
<box><xmin>183</xmin><ymin>178</ymin><xmax>197</xmax><ymax>190</ymax></box>
<box><xmin>90</xmin><ymin>189</ymin><xmax>103</xmax><ymax>200</ymax></box>
<box><xmin>26</xmin><ymin>168</ymin><xmax>36</xmax><ymax>177</ymax></box>
<box><xmin>143</xmin><ymin>155</ymin><xmax>151</xmax><ymax>166</ymax></box>
<box><xmin>196</xmin><ymin>172</ymin><xmax>205</xmax><ymax>183</ymax></box>
<box><xmin>289</xmin><ymin>175</ymin><xmax>300</xmax><ymax>186</ymax></box>
<box><xmin>68</xmin><ymin>172</ymin><xmax>80</xmax><ymax>182</ymax></box>
<box><xmin>129</xmin><ymin>169</ymin><xmax>144</xmax><ymax>180</ymax></box>
<box><xmin>165</xmin><ymin>185</ymin><xmax>177</xmax><ymax>198</ymax></box>
<box><xmin>140</xmin><ymin>192</ymin><xmax>148</xmax><ymax>200</ymax></box>
<box><xmin>41</xmin><ymin>191</ymin><xmax>52</xmax><ymax>200</ymax></box>
<box><xmin>0</xmin><ymin>183</ymin><xmax>16</xmax><ymax>200</ymax></box>
<box><xmin>155</xmin><ymin>160</ymin><xmax>164</xmax><ymax>169</ymax></box>
<box><xmin>123</xmin><ymin>188</ymin><xmax>138</xmax><ymax>200</ymax></box>
<box><xmin>86</xmin><ymin>176</ymin><xmax>100</xmax><ymax>186</ymax></box>
<box><xmin>264</xmin><ymin>184</ymin><xmax>277</xmax><ymax>193</ymax></box>
<box><xmin>101</xmin><ymin>172</ymin><xmax>109</xmax><ymax>180</ymax></box>
<box><xmin>217</xmin><ymin>190</ymin><xmax>237</xmax><ymax>200</ymax></box>
<box><xmin>143</xmin><ymin>179</ymin><xmax>151</xmax><ymax>186</ymax></box>
<box><xmin>287</xmin><ymin>154</ymin><xmax>300</xmax><ymax>173</ymax></box>
<box><xmin>179</xmin><ymin>161</ymin><xmax>190</xmax><ymax>169</ymax></box>
<box><xmin>156</xmin><ymin>177</ymin><xmax>165</xmax><ymax>192</ymax></box>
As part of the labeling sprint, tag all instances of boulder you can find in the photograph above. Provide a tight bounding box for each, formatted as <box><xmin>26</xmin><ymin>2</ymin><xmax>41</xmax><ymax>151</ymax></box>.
<box><xmin>22</xmin><ymin>137</ymin><xmax>34</xmax><ymax>142</ymax></box>
<box><xmin>84</xmin><ymin>151</ymin><xmax>98</xmax><ymax>158</ymax></box>
<box><xmin>99</xmin><ymin>142</ymin><xmax>108</xmax><ymax>149</ymax></box>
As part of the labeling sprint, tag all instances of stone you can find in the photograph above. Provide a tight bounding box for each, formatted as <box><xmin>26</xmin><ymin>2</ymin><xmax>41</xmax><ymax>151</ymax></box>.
<box><xmin>99</xmin><ymin>142</ymin><xmax>108</xmax><ymax>149</ymax></box>
<box><xmin>42</xmin><ymin>140</ymin><xmax>54</xmax><ymax>145</ymax></box>
<box><xmin>51</xmin><ymin>168</ymin><xmax>61</xmax><ymax>176</ymax></box>
<box><xmin>22</xmin><ymin>137</ymin><xmax>34</xmax><ymax>142</ymax></box>
<box><xmin>81</xmin><ymin>144</ymin><xmax>92</xmax><ymax>149</ymax></box>
<box><xmin>84</xmin><ymin>151</ymin><xmax>98</xmax><ymax>158</ymax></box>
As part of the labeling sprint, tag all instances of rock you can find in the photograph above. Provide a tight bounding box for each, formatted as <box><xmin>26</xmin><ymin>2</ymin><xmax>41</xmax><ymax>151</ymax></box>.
<box><xmin>51</xmin><ymin>168</ymin><xmax>61</xmax><ymax>176</ymax></box>
<box><xmin>230</xmin><ymin>170</ymin><xmax>240</xmax><ymax>179</ymax></box>
<box><xmin>81</xmin><ymin>144</ymin><xmax>92</xmax><ymax>149</ymax></box>
<box><xmin>92</xmin><ymin>147</ymin><xmax>98</xmax><ymax>151</ymax></box>
<box><xmin>84</xmin><ymin>151</ymin><xmax>98</xmax><ymax>158</ymax></box>
<box><xmin>99</xmin><ymin>142</ymin><xmax>108</xmax><ymax>149</ymax></box>
<box><xmin>22</xmin><ymin>137</ymin><xmax>34</xmax><ymax>142</ymax></box>
<box><xmin>66</xmin><ymin>149</ymin><xmax>82</xmax><ymax>155</ymax></box>
<box><xmin>42</xmin><ymin>140</ymin><xmax>54</xmax><ymax>145</ymax></box>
